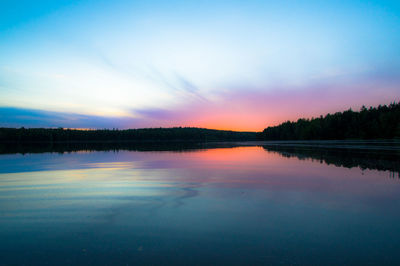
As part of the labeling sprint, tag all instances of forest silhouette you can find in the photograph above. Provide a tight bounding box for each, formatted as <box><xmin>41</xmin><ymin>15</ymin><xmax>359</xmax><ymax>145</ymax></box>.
<box><xmin>0</xmin><ymin>102</ymin><xmax>399</xmax><ymax>143</ymax></box>
<box><xmin>258</xmin><ymin>102</ymin><xmax>400</xmax><ymax>140</ymax></box>
<box><xmin>0</xmin><ymin>127</ymin><xmax>257</xmax><ymax>143</ymax></box>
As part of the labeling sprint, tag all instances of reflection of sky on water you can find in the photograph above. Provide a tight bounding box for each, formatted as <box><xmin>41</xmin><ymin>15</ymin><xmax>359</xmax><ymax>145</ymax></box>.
<box><xmin>1</xmin><ymin>147</ymin><xmax>400</xmax><ymax>264</ymax></box>
<box><xmin>1</xmin><ymin>147</ymin><xmax>399</xmax><ymax>220</ymax></box>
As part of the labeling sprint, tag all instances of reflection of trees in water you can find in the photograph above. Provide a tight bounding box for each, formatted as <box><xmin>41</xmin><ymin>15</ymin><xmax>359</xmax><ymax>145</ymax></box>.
<box><xmin>0</xmin><ymin>141</ymin><xmax>252</xmax><ymax>154</ymax></box>
<box><xmin>0</xmin><ymin>142</ymin><xmax>210</xmax><ymax>154</ymax></box>
<box><xmin>2</xmin><ymin>141</ymin><xmax>399</xmax><ymax>177</ymax></box>
<box><xmin>262</xmin><ymin>145</ymin><xmax>400</xmax><ymax>178</ymax></box>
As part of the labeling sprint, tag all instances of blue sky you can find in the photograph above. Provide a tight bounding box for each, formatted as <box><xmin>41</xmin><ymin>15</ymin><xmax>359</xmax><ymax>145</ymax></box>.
<box><xmin>1</xmin><ymin>0</ymin><xmax>399</xmax><ymax>130</ymax></box>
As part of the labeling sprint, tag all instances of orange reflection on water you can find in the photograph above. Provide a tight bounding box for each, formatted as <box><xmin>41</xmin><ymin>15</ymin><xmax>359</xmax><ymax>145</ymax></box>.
<box><xmin>195</xmin><ymin>146</ymin><xmax>285</xmax><ymax>162</ymax></box>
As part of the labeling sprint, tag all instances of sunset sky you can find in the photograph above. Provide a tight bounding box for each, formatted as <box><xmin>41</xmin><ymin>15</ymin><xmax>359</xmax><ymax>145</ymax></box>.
<box><xmin>1</xmin><ymin>0</ymin><xmax>399</xmax><ymax>131</ymax></box>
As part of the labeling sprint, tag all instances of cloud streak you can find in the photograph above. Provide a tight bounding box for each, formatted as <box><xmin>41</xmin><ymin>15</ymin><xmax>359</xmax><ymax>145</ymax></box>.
<box><xmin>0</xmin><ymin>1</ymin><xmax>399</xmax><ymax>130</ymax></box>
<box><xmin>0</xmin><ymin>107</ymin><xmax>136</xmax><ymax>129</ymax></box>
<box><xmin>2</xmin><ymin>68</ymin><xmax>398</xmax><ymax>132</ymax></box>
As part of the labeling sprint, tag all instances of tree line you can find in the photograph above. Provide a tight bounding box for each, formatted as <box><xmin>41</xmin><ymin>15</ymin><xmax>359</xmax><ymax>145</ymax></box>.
<box><xmin>0</xmin><ymin>127</ymin><xmax>257</xmax><ymax>143</ymax></box>
<box><xmin>258</xmin><ymin>102</ymin><xmax>400</xmax><ymax>140</ymax></box>
<box><xmin>1</xmin><ymin>102</ymin><xmax>399</xmax><ymax>143</ymax></box>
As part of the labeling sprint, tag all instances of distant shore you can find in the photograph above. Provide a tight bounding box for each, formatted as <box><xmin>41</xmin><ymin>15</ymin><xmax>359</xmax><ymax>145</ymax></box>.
<box><xmin>0</xmin><ymin>127</ymin><xmax>258</xmax><ymax>143</ymax></box>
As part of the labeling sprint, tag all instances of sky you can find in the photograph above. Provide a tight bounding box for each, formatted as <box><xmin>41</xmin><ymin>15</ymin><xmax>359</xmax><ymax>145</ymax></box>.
<box><xmin>0</xmin><ymin>0</ymin><xmax>399</xmax><ymax>131</ymax></box>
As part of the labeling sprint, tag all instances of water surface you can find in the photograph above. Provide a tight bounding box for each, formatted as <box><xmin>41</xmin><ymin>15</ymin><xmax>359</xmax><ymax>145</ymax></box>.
<box><xmin>1</xmin><ymin>143</ymin><xmax>400</xmax><ymax>265</ymax></box>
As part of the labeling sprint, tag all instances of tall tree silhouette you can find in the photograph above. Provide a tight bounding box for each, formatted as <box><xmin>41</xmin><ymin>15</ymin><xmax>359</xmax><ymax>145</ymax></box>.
<box><xmin>258</xmin><ymin>102</ymin><xmax>400</xmax><ymax>140</ymax></box>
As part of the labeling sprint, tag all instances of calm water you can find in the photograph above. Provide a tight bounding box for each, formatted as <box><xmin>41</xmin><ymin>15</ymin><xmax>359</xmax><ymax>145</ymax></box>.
<box><xmin>1</xmin><ymin>143</ymin><xmax>400</xmax><ymax>265</ymax></box>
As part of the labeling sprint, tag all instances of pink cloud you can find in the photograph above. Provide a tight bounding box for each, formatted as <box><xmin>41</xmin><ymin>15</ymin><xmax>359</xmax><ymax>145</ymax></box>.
<box><xmin>132</xmin><ymin>77</ymin><xmax>400</xmax><ymax>131</ymax></box>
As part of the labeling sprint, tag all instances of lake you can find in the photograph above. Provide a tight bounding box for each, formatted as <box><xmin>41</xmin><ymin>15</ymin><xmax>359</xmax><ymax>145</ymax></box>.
<box><xmin>1</xmin><ymin>141</ymin><xmax>400</xmax><ymax>265</ymax></box>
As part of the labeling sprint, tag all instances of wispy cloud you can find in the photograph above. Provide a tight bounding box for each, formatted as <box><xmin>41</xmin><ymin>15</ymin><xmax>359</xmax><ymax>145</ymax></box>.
<box><xmin>1</xmin><ymin>0</ymin><xmax>399</xmax><ymax>130</ymax></box>
<box><xmin>0</xmin><ymin>107</ymin><xmax>137</xmax><ymax>129</ymax></box>
<box><xmin>1</xmin><ymin>66</ymin><xmax>399</xmax><ymax>131</ymax></box>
